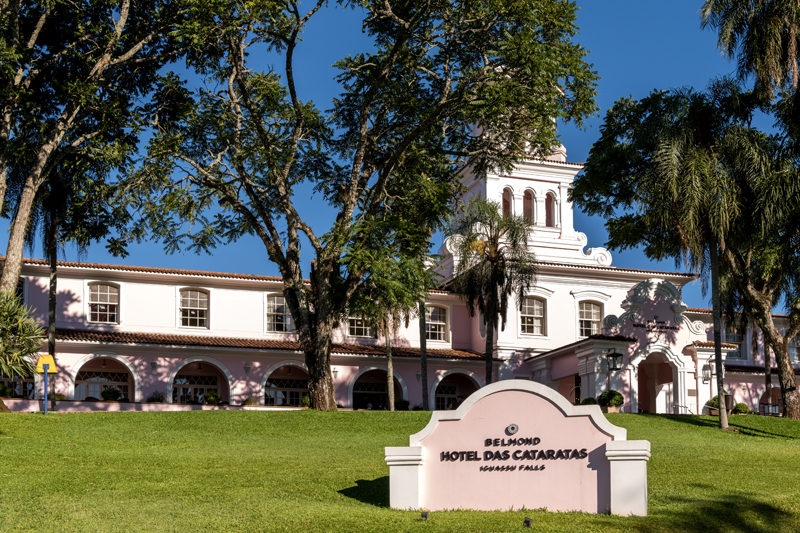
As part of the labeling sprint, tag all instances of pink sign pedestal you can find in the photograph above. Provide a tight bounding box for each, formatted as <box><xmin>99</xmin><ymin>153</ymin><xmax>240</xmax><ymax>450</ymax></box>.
<box><xmin>385</xmin><ymin>380</ymin><xmax>650</xmax><ymax>516</ymax></box>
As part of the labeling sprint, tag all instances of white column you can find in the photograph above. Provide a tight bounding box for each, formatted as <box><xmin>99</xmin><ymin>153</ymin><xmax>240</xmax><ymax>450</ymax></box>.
<box><xmin>534</xmin><ymin>196</ymin><xmax>546</xmax><ymax>226</ymax></box>
<box><xmin>605</xmin><ymin>440</ymin><xmax>651</xmax><ymax>516</ymax></box>
<box><xmin>385</xmin><ymin>446</ymin><xmax>423</xmax><ymax>509</ymax></box>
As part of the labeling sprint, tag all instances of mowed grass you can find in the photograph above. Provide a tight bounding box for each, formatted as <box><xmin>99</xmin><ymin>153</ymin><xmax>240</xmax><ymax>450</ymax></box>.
<box><xmin>1</xmin><ymin>411</ymin><xmax>799</xmax><ymax>532</ymax></box>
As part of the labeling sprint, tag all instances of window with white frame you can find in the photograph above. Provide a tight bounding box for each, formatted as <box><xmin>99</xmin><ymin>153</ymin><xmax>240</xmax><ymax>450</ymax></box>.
<box><xmin>725</xmin><ymin>324</ymin><xmax>744</xmax><ymax>359</ymax></box>
<box><xmin>578</xmin><ymin>302</ymin><xmax>602</xmax><ymax>337</ymax></box>
<box><xmin>348</xmin><ymin>317</ymin><xmax>374</xmax><ymax>338</ymax></box>
<box><xmin>266</xmin><ymin>294</ymin><xmax>294</xmax><ymax>332</ymax></box>
<box><xmin>521</xmin><ymin>297</ymin><xmax>546</xmax><ymax>335</ymax></box>
<box><xmin>88</xmin><ymin>283</ymin><xmax>120</xmax><ymax>324</ymax></box>
<box><xmin>789</xmin><ymin>337</ymin><xmax>798</xmax><ymax>363</ymax></box>
<box><xmin>425</xmin><ymin>306</ymin><xmax>447</xmax><ymax>341</ymax></box>
<box><xmin>180</xmin><ymin>289</ymin><xmax>209</xmax><ymax>328</ymax></box>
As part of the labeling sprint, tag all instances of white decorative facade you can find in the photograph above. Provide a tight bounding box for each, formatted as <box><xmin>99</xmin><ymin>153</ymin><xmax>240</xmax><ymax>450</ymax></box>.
<box><xmin>2</xmin><ymin>144</ymin><xmax>795</xmax><ymax>414</ymax></box>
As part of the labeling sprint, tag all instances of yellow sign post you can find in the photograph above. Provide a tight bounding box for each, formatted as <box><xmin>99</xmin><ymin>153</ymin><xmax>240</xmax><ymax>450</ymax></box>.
<box><xmin>36</xmin><ymin>354</ymin><xmax>57</xmax><ymax>374</ymax></box>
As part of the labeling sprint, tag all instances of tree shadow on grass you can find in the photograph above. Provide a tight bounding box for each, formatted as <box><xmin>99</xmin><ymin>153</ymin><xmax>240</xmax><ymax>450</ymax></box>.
<box><xmin>656</xmin><ymin>415</ymin><xmax>800</xmax><ymax>439</ymax></box>
<box><xmin>338</xmin><ymin>477</ymin><xmax>389</xmax><ymax>508</ymax></box>
<box><xmin>638</xmin><ymin>493</ymin><xmax>797</xmax><ymax>533</ymax></box>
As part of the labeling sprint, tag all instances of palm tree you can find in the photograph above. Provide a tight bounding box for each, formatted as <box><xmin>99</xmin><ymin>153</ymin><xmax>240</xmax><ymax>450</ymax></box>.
<box><xmin>0</xmin><ymin>291</ymin><xmax>44</xmax><ymax>412</ymax></box>
<box><xmin>447</xmin><ymin>196</ymin><xmax>537</xmax><ymax>386</ymax></box>
<box><xmin>702</xmin><ymin>0</ymin><xmax>800</xmax><ymax>100</ymax></box>
<box><xmin>572</xmin><ymin>77</ymin><xmax>800</xmax><ymax>422</ymax></box>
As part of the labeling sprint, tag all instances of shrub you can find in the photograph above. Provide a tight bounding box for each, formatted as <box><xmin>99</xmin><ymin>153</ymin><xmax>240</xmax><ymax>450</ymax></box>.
<box><xmin>598</xmin><ymin>390</ymin><xmax>624</xmax><ymax>407</ymax></box>
<box><xmin>101</xmin><ymin>388</ymin><xmax>121</xmax><ymax>401</ymax></box>
<box><xmin>411</xmin><ymin>404</ymin><xmax>424</xmax><ymax>411</ymax></box>
<box><xmin>204</xmin><ymin>391</ymin><xmax>221</xmax><ymax>405</ymax></box>
<box><xmin>707</xmin><ymin>395</ymin><xmax>720</xmax><ymax>409</ymax></box>
<box><xmin>241</xmin><ymin>397</ymin><xmax>257</xmax><ymax>406</ymax></box>
<box><xmin>580</xmin><ymin>397</ymin><xmax>598</xmax><ymax>405</ymax></box>
<box><xmin>0</xmin><ymin>384</ymin><xmax>12</xmax><ymax>397</ymax></box>
<box><xmin>395</xmin><ymin>399</ymin><xmax>410</xmax><ymax>411</ymax></box>
<box><xmin>301</xmin><ymin>394</ymin><xmax>310</xmax><ymax>407</ymax></box>
<box><xmin>84</xmin><ymin>396</ymin><xmax>100</xmax><ymax>402</ymax></box>
<box><xmin>146</xmin><ymin>390</ymin><xmax>165</xmax><ymax>403</ymax></box>
<box><xmin>46</xmin><ymin>393</ymin><xmax>66</xmax><ymax>401</ymax></box>
<box><xmin>733</xmin><ymin>402</ymin><xmax>749</xmax><ymax>414</ymax></box>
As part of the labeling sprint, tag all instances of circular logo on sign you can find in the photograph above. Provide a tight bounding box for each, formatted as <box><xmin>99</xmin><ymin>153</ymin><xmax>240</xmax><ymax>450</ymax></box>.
<box><xmin>506</xmin><ymin>423</ymin><xmax>519</xmax><ymax>435</ymax></box>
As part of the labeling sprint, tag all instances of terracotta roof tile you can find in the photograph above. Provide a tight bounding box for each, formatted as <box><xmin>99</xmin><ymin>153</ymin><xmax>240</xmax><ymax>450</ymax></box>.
<box><xmin>725</xmin><ymin>363</ymin><xmax>800</xmax><ymax>376</ymax></box>
<box><xmin>686</xmin><ymin>307</ymin><xmax>789</xmax><ymax>318</ymax></box>
<box><xmin>54</xmin><ymin>328</ymin><xmax>485</xmax><ymax>361</ymax></box>
<box><xmin>13</xmin><ymin>257</ymin><xmax>286</xmax><ymax>282</ymax></box>
<box><xmin>537</xmin><ymin>261</ymin><xmax>696</xmax><ymax>278</ymax></box>
<box><xmin>525</xmin><ymin>334</ymin><xmax>637</xmax><ymax>361</ymax></box>
<box><xmin>692</xmin><ymin>340</ymin><xmax>739</xmax><ymax>349</ymax></box>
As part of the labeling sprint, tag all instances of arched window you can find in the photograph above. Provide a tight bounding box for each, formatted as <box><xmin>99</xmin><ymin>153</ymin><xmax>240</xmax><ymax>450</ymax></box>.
<box><xmin>180</xmin><ymin>289</ymin><xmax>209</xmax><ymax>328</ymax></box>
<box><xmin>266</xmin><ymin>294</ymin><xmax>294</xmax><ymax>332</ymax></box>
<box><xmin>521</xmin><ymin>297</ymin><xmax>545</xmax><ymax>335</ymax></box>
<box><xmin>545</xmin><ymin>193</ymin><xmax>556</xmax><ymax>227</ymax></box>
<box><xmin>523</xmin><ymin>191</ymin><xmax>534</xmax><ymax>222</ymax></box>
<box><xmin>502</xmin><ymin>188</ymin><xmax>512</xmax><ymax>217</ymax></box>
<box><xmin>578</xmin><ymin>301</ymin><xmax>602</xmax><ymax>337</ymax></box>
<box><xmin>425</xmin><ymin>305</ymin><xmax>447</xmax><ymax>341</ymax></box>
<box><xmin>88</xmin><ymin>283</ymin><xmax>120</xmax><ymax>324</ymax></box>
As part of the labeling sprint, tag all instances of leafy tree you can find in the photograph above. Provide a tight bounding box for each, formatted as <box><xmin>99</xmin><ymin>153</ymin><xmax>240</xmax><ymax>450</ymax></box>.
<box><xmin>128</xmin><ymin>0</ymin><xmax>598</xmax><ymax>409</ymax></box>
<box><xmin>0</xmin><ymin>0</ymin><xmax>203</xmax><ymax>291</ymax></box>
<box><xmin>446</xmin><ymin>196</ymin><xmax>537</xmax><ymax>385</ymax></box>
<box><xmin>570</xmin><ymin>78</ymin><xmax>800</xmax><ymax>421</ymax></box>
<box><xmin>0</xmin><ymin>290</ymin><xmax>44</xmax><ymax>413</ymax></box>
<box><xmin>702</xmin><ymin>0</ymin><xmax>800</xmax><ymax>100</ymax></box>
<box><xmin>11</xmin><ymin>153</ymin><xmax>127</xmax><ymax>410</ymax></box>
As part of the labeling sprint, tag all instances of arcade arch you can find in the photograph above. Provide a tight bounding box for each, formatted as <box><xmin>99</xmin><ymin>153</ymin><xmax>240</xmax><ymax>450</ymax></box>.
<box><xmin>68</xmin><ymin>352</ymin><xmax>141</xmax><ymax>402</ymax></box>
<box><xmin>260</xmin><ymin>360</ymin><xmax>309</xmax><ymax>407</ymax></box>
<box><xmin>429</xmin><ymin>369</ymin><xmax>483</xmax><ymax>410</ymax></box>
<box><xmin>166</xmin><ymin>356</ymin><xmax>234</xmax><ymax>404</ymax></box>
<box><xmin>347</xmin><ymin>365</ymin><xmax>408</xmax><ymax>410</ymax></box>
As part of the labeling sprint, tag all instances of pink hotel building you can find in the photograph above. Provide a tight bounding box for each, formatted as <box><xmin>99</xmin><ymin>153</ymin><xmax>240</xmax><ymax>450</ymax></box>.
<box><xmin>4</xmin><ymin>144</ymin><xmax>797</xmax><ymax>414</ymax></box>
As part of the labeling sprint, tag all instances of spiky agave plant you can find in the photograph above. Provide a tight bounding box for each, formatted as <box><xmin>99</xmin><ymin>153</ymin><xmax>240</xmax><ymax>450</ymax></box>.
<box><xmin>0</xmin><ymin>290</ymin><xmax>44</xmax><ymax>382</ymax></box>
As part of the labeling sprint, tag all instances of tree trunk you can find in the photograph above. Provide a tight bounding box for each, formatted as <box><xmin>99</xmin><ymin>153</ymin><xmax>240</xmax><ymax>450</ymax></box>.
<box><xmin>709</xmin><ymin>243</ymin><xmax>728</xmax><ymax>429</ymax></box>
<box><xmin>758</xmin><ymin>327</ymin><xmax>772</xmax><ymax>409</ymax></box>
<box><xmin>419</xmin><ymin>301</ymin><xmax>429</xmax><ymax>410</ymax></box>
<box><xmin>485</xmin><ymin>319</ymin><xmax>494</xmax><ymax>386</ymax></box>
<box><xmin>0</xmin><ymin>398</ymin><xmax>10</xmax><ymax>413</ymax></box>
<box><xmin>47</xmin><ymin>214</ymin><xmax>58</xmax><ymax>411</ymax></box>
<box><xmin>305</xmin><ymin>346</ymin><xmax>337</xmax><ymax>410</ymax></box>
<box><xmin>386</xmin><ymin>321</ymin><xmax>394</xmax><ymax>411</ymax></box>
<box><xmin>768</xmin><ymin>340</ymin><xmax>800</xmax><ymax>419</ymax></box>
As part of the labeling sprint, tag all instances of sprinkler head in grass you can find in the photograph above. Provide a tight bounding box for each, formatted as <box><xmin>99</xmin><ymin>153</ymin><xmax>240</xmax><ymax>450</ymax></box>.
<box><xmin>523</xmin><ymin>517</ymin><xmax>532</xmax><ymax>527</ymax></box>
<box><xmin>421</xmin><ymin>512</ymin><xmax>429</xmax><ymax>520</ymax></box>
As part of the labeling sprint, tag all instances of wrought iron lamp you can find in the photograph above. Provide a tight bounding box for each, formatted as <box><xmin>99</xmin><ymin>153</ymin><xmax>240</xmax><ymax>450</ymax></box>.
<box><xmin>244</xmin><ymin>363</ymin><xmax>251</xmax><ymax>376</ymax></box>
<box><xmin>606</xmin><ymin>350</ymin><xmax>624</xmax><ymax>371</ymax></box>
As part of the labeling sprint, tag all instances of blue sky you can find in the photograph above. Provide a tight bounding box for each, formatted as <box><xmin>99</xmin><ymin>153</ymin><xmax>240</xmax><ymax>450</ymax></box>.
<box><xmin>5</xmin><ymin>2</ymin><xmax>751</xmax><ymax>309</ymax></box>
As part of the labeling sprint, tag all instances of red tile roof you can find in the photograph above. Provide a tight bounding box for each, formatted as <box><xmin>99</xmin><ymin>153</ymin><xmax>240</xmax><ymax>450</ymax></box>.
<box><xmin>725</xmin><ymin>364</ymin><xmax>800</xmax><ymax>376</ymax></box>
<box><xmin>524</xmin><ymin>334</ymin><xmax>637</xmax><ymax>361</ymax></box>
<box><xmin>686</xmin><ymin>307</ymin><xmax>789</xmax><ymax>318</ymax></box>
<box><xmin>537</xmin><ymin>261</ymin><xmax>696</xmax><ymax>278</ymax></box>
<box><xmin>13</xmin><ymin>257</ymin><xmax>285</xmax><ymax>282</ymax></box>
<box><xmin>54</xmin><ymin>328</ymin><xmax>486</xmax><ymax>361</ymax></box>
<box><xmin>692</xmin><ymin>340</ymin><xmax>739</xmax><ymax>349</ymax></box>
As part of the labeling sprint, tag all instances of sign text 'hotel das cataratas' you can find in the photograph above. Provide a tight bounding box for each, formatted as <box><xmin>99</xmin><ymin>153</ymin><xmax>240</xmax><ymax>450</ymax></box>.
<box><xmin>385</xmin><ymin>381</ymin><xmax>651</xmax><ymax>516</ymax></box>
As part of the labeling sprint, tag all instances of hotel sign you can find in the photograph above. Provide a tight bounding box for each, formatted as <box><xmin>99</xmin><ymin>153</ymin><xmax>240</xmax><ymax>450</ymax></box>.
<box><xmin>385</xmin><ymin>381</ymin><xmax>651</xmax><ymax>516</ymax></box>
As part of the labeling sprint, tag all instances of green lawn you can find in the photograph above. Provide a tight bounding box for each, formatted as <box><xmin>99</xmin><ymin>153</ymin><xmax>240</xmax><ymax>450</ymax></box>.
<box><xmin>1</xmin><ymin>411</ymin><xmax>798</xmax><ymax>532</ymax></box>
